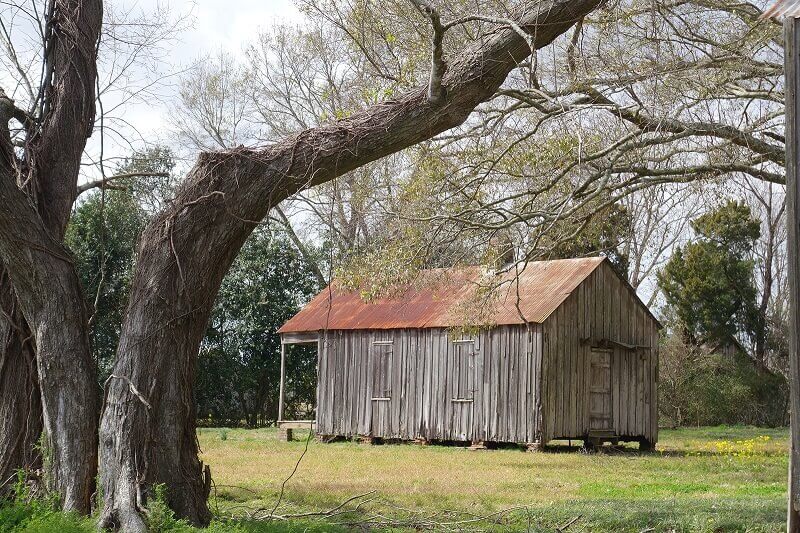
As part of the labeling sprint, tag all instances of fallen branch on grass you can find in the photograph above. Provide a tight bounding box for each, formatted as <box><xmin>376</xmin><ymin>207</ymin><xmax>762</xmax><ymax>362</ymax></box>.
<box><xmin>245</xmin><ymin>490</ymin><xmax>379</xmax><ymax>521</ymax></box>
<box><xmin>214</xmin><ymin>484</ymin><xmax>260</xmax><ymax>496</ymax></box>
<box><xmin>226</xmin><ymin>491</ymin><xmax>543</xmax><ymax>531</ymax></box>
<box><xmin>557</xmin><ymin>515</ymin><xmax>582</xmax><ymax>532</ymax></box>
<box><xmin>332</xmin><ymin>503</ymin><xmax>539</xmax><ymax>530</ymax></box>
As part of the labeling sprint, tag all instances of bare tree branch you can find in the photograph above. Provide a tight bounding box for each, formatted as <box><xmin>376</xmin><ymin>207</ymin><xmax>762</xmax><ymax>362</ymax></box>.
<box><xmin>408</xmin><ymin>0</ymin><xmax>447</xmax><ymax>103</ymax></box>
<box><xmin>76</xmin><ymin>171</ymin><xmax>169</xmax><ymax>195</ymax></box>
<box><xmin>273</xmin><ymin>205</ymin><xmax>327</xmax><ymax>286</ymax></box>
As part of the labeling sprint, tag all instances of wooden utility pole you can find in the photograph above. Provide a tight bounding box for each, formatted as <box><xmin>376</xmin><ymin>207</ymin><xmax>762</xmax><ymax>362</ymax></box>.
<box><xmin>786</xmin><ymin>13</ymin><xmax>800</xmax><ymax>533</ymax></box>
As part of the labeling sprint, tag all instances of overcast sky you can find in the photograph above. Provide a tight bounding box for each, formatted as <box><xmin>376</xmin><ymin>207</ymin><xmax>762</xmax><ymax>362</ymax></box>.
<box><xmin>85</xmin><ymin>0</ymin><xmax>303</xmax><ymax>173</ymax></box>
<box><xmin>146</xmin><ymin>0</ymin><xmax>300</xmax><ymax>61</ymax></box>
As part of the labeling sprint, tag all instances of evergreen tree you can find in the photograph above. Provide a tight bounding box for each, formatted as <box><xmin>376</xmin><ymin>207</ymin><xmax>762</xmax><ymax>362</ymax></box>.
<box><xmin>658</xmin><ymin>200</ymin><xmax>760</xmax><ymax>344</ymax></box>
<box><xmin>66</xmin><ymin>192</ymin><xmax>147</xmax><ymax>381</ymax></box>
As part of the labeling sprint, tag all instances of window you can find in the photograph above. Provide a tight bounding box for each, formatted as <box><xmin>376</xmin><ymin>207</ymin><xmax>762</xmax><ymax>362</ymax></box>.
<box><xmin>371</xmin><ymin>340</ymin><xmax>393</xmax><ymax>401</ymax></box>
<box><xmin>452</xmin><ymin>339</ymin><xmax>476</xmax><ymax>402</ymax></box>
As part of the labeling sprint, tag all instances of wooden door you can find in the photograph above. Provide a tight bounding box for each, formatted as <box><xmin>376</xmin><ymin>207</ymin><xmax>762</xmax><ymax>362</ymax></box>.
<box><xmin>370</xmin><ymin>338</ymin><xmax>393</xmax><ymax>437</ymax></box>
<box><xmin>450</xmin><ymin>339</ymin><xmax>476</xmax><ymax>441</ymax></box>
<box><xmin>589</xmin><ymin>349</ymin><xmax>612</xmax><ymax>431</ymax></box>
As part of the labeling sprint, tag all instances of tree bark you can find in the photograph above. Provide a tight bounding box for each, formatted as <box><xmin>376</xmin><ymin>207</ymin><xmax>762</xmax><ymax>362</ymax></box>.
<box><xmin>0</xmin><ymin>0</ymin><xmax>102</xmax><ymax>514</ymax></box>
<box><xmin>0</xmin><ymin>165</ymin><xmax>98</xmax><ymax>513</ymax></box>
<box><xmin>98</xmin><ymin>0</ymin><xmax>602</xmax><ymax>528</ymax></box>
<box><xmin>0</xmin><ymin>269</ymin><xmax>41</xmax><ymax>495</ymax></box>
<box><xmin>784</xmin><ymin>16</ymin><xmax>800</xmax><ymax>532</ymax></box>
<box><xmin>756</xmin><ymin>224</ymin><xmax>775</xmax><ymax>366</ymax></box>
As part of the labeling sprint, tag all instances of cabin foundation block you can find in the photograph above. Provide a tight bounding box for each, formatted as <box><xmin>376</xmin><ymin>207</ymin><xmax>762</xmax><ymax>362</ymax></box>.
<box><xmin>359</xmin><ymin>435</ymin><xmax>376</xmax><ymax>445</ymax></box>
<box><xmin>278</xmin><ymin>427</ymin><xmax>293</xmax><ymax>442</ymax></box>
<box><xmin>468</xmin><ymin>440</ymin><xmax>488</xmax><ymax>450</ymax></box>
<box><xmin>525</xmin><ymin>441</ymin><xmax>542</xmax><ymax>452</ymax></box>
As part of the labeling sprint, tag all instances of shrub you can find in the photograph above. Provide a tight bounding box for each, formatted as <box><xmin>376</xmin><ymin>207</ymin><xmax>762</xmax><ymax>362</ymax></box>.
<box><xmin>659</xmin><ymin>333</ymin><xmax>788</xmax><ymax>427</ymax></box>
<box><xmin>0</xmin><ymin>472</ymin><xmax>92</xmax><ymax>532</ymax></box>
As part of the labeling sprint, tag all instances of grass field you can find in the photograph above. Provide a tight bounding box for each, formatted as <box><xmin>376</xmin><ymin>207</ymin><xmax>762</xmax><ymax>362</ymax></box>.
<box><xmin>0</xmin><ymin>426</ymin><xmax>788</xmax><ymax>531</ymax></box>
<box><xmin>196</xmin><ymin>425</ymin><xmax>789</xmax><ymax>532</ymax></box>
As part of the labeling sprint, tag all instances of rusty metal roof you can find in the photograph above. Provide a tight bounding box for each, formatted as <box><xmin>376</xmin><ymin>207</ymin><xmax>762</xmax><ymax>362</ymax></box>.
<box><xmin>278</xmin><ymin>257</ymin><xmax>610</xmax><ymax>333</ymax></box>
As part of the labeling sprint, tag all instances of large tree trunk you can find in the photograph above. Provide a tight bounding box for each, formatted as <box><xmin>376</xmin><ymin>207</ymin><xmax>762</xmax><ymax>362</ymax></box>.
<box><xmin>98</xmin><ymin>1</ymin><xmax>602</xmax><ymax>528</ymax></box>
<box><xmin>0</xmin><ymin>270</ymin><xmax>41</xmax><ymax>494</ymax></box>
<box><xmin>98</xmin><ymin>206</ymin><xmax>240</xmax><ymax>530</ymax></box>
<box><xmin>0</xmin><ymin>168</ymin><xmax>98</xmax><ymax>512</ymax></box>
<box><xmin>785</xmin><ymin>16</ymin><xmax>800</xmax><ymax>532</ymax></box>
<box><xmin>0</xmin><ymin>0</ymin><xmax>102</xmax><ymax>513</ymax></box>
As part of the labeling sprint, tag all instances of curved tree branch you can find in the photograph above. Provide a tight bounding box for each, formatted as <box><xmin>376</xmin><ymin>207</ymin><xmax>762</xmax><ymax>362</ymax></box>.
<box><xmin>77</xmin><ymin>171</ymin><xmax>169</xmax><ymax>195</ymax></box>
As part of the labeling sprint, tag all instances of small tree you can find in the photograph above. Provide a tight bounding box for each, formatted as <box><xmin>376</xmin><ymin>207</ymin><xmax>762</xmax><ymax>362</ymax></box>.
<box><xmin>547</xmin><ymin>197</ymin><xmax>632</xmax><ymax>279</ymax></box>
<box><xmin>659</xmin><ymin>328</ymin><xmax>788</xmax><ymax>427</ymax></box>
<box><xmin>65</xmin><ymin>148</ymin><xmax>174</xmax><ymax>381</ymax></box>
<box><xmin>66</xmin><ymin>190</ymin><xmax>146</xmax><ymax>381</ymax></box>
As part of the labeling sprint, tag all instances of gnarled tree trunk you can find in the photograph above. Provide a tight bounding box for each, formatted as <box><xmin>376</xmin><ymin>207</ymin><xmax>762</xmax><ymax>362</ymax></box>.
<box><xmin>98</xmin><ymin>1</ymin><xmax>602</xmax><ymax>528</ymax></box>
<box><xmin>0</xmin><ymin>164</ymin><xmax>99</xmax><ymax>512</ymax></box>
<box><xmin>0</xmin><ymin>0</ymin><xmax>102</xmax><ymax>514</ymax></box>
<box><xmin>0</xmin><ymin>269</ymin><xmax>41</xmax><ymax>494</ymax></box>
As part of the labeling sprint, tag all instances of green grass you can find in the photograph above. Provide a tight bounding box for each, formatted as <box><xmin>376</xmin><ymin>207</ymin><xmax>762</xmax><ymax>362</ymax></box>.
<box><xmin>1</xmin><ymin>426</ymin><xmax>789</xmax><ymax>531</ymax></box>
<box><xmin>200</xmin><ymin>425</ymin><xmax>788</xmax><ymax>531</ymax></box>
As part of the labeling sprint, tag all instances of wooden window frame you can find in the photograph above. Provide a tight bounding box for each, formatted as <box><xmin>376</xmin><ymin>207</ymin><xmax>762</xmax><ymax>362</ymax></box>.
<box><xmin>371</xmin><ymin>339</ymin><xmax>393</xmax><ymax>401</ymax></box>
<box><xmin>451</xmin><ymin>338</ymin><xmax>477</xmax><ymax>403</ymax></box>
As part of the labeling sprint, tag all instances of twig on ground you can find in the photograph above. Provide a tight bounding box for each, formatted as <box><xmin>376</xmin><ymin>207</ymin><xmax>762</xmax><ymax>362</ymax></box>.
<box><xmin>245</xmin><ymin>490</ymin><xmax>378</xmax><ymax>521</ymax></box>
<box><xmin>215</xmin><ymin>484</ymin><xmax>260</xmax><ymax>496</ymax></box>
<box><xmin>557</xmin><ymin>514</ymin><xmax>582</xmax><ymax>532</ymax></box>
<box><xmin>332</xmin><ymin>503</ymin><xmax>535</xmax><ymax>530</ymax></box>
<box><xmin>265</xmin><ymin>428</ymin><xmax>313</xmax><ymax>519</ymax></box>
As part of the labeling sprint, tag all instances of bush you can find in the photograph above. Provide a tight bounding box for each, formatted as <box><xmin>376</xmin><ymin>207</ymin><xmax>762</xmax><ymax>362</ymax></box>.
<box><xmin>0</xmin><ymin>472</ymin><xmax>93</xmax><ymax>532</ymax></box>
<box><xmin>659</xmin><ymin>333</ymin><xmax>788</xmax><ymax>427</ymax></box>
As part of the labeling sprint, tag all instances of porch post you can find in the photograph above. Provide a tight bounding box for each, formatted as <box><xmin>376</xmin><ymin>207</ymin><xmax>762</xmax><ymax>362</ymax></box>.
<box><xmin>278</xmin><ymin>341</ymin><xmax>286</xmax><ymax>423</ymax></box>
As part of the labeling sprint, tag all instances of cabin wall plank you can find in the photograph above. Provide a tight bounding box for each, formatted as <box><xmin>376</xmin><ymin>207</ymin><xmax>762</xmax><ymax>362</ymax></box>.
<box><xmin>313</xmin><ymin>324</ymin><xmax>544</xmax><ymax>443</ymax></box>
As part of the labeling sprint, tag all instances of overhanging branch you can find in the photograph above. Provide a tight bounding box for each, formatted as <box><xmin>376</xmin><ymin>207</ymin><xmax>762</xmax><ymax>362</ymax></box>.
<box><xmin>76</xmin><ymin>171</ymin><xmax>170</xmax><ymax>195</ymax></box>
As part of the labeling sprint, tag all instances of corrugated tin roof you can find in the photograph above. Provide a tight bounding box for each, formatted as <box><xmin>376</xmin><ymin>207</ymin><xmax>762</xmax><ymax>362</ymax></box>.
<box><xmin>279</xmin><ymin>257</ymin><xmax>608</xmax><ymax>333</ymax></box>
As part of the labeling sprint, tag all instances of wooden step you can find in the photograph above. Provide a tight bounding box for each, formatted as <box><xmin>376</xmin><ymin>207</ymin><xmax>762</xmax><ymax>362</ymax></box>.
<box><xmin>587</xmin><ymin>430</ymin><xmax>617</xmax><ymax>438</ymax></box>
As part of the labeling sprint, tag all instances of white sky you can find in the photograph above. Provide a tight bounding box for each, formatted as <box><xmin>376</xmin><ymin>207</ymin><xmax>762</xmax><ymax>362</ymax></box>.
<box><xmin>144</xmin><ymin>0</ymin><xmax>300</xmax><ymax>61</ymax></box>
<box><xmin>86</xmin><ymin>0</ymin><xmax>301</xmax><ymax>170</ymax></box>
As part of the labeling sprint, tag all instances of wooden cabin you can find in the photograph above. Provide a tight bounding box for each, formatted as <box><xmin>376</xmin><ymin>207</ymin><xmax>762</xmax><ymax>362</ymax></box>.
<box><xmin>277</xmin><ymin>257</ymin><xmax>660</xmax><ymax>450</ymax></box>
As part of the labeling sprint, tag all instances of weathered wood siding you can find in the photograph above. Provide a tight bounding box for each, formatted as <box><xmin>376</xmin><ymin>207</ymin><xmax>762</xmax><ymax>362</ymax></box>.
<box><xmin>316</xmin><ymin>325</ymin><xmax>543</xmax><ymax>443</ymax></box>
<box><xmin>314</xmin><ymin>261</ymin><xmax>658</xmax><ymax>445</ymax></box>
<box><xmin>540</xmin><ymin>261</ymin><xmax>659</xmax><ymax>444</ymax></box>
